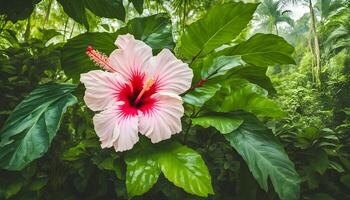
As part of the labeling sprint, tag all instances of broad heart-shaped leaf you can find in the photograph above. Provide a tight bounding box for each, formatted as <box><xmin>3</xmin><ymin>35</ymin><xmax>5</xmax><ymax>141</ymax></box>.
<box><xmin>225</xmin><ymin>114</ymin><xmax>300</xmax><ymax>200</ymax></box>
<box><xmin>125</xmin><ymin>140</ymin><xmax>213</xmax><ymax>198</ymax></box>
<box><xmin>61</xmin><ymin>14</ymin><xmax>174</xmax><ymax>82</ymax></box>
<box><xmin>57</xmin><ymin>0</ymin><xmax>125</xmax><ymax>29</ymax></box>
<box><xmin>157</xmin><ymin>142</ymin><xmax>214</xmax><ymax>197</ymax></box>
<box><xmin>221</xmin><ymin>33</ymin><xmax>295</xmax><ymax>67</ymax></box>
<box><xmin>125</xmin><ymin>146</ymin><xmax>161</xmax><ymax>199</ymax></box>
<box><xmin>179</xmin><ymin>2</ymin><xmax>258</xmax><ymax>60</ymax></box>
<box><xmin>206</xmin><ymin>80</ymin><xmax>285</xmax><ymax>118</ymax></box>
<box><xmin>0</xmin><ymin>83</ymin><xmax>77</xmax><ymax>170</ymax></box>
<box><xmin>192</xmin><ymin>112</ymin><xmax>243</xmax><ymax>134</ymax></box>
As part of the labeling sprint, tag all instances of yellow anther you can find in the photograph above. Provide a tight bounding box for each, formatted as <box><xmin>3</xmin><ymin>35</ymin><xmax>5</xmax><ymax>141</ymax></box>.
<box><xmin>134</xmin><ymin>78</ymin><xmax>155</xmax><ymax>105</ymax></box>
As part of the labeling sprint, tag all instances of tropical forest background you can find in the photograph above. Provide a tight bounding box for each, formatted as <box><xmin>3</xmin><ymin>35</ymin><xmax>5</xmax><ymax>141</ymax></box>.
<box><xmin>0</xmin><ymin>0</ymin><xmax>349</xmax><ymax>199</ymax></box>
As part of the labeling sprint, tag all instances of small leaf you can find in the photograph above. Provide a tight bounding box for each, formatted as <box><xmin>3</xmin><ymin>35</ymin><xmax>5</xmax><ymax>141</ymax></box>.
<box><xmin>192</xmin><ymin>112</ymin><xmax>243</xmax><ymax>134</ymax></box>
<box><xmin>0</xmin><ymin>83</ymin><xmax>77</xmax><ymax>170</ymax></box>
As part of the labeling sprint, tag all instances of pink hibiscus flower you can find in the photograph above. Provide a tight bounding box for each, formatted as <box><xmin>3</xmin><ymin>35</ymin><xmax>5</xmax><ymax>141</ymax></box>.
<box><xmin>80</xmin><ymin>34</ymin><xmax>193</xmax><ymax>152</ymax></box>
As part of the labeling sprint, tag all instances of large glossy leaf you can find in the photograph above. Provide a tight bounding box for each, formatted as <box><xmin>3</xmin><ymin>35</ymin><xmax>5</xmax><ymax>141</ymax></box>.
<box><xmin>157</xmin><ymin>142</ymin><xmax>214</xmax><ymax>197</ymax></box>
<box><xmin>225</xmin><ymin>114</ymin><xmax>300</xmax><ymax>200</ymax></box>
<box><xmin>125</xmin><ymin>140</ymin><xmax>213</xmax><ymax>198</ymax></box>
<box><xmin>0</xmin><ymin>83</ymin><xmax>77</xmax><ymax>170</ymax></box>
<box><xmin>125</xmin><ymin>147</ymin><xmax>161</xmax><ymax>199</ymax></box>
<box><xmin>221</xmin><ymin>33</ymin><xmax>295</xmax><ymax>67</ymax></box>
<box><xmin>0</xmin><ymin>0</ymin><xmax>40</xmax><ymax>22</ymax></box>
<box><xmin>206</xmin><ymin>81</ymin><xmax>285</xmax><ymax>118</ymax></box>
<box><xmin>61</xmin><ymin>14</ymin><xmax>174</xmax><ymax>82</ymax></box>
<box><xmin>179</xmin><ymin>2</ymin><xmax>258</xmax><ymax>60</ymax></box>
<box><xmin>57</xmin><ymin>0</ymin><xmax>125</xmax><ymax>29</ymax></box>
<box><xmin>192</xmin><ymin>112</ymin><xmax>243</xmax><ymax>134</ymax></box>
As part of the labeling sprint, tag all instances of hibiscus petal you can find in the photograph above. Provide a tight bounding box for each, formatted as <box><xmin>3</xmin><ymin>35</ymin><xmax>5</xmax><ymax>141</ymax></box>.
<box><xmin>146</xmin><ymin>49</ymin><xmax>193</xmax><ymax>95</ymax></box>
<box><xmin>93</xmin><ymin>105</ymin><xmax>139</xmax><ymax>152</ymax></box>
<box><xmin>109</xmin><ymin>34</ymin><xmax>152</xmax><ymax>80</ymax></box>
<box><xmin>138</xmin><ymin>92</ymin><xmax>184</xmax><ymax>143</ymax></box>
<box><xmin>80</xmin><ymin>70</ymin><xmax>126</xmax><ymax>111</ymax></box>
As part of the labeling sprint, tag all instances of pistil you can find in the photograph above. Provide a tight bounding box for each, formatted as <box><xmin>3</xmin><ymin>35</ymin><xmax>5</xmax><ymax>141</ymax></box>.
<box><xmin>86</xmin><ymin>46</ymin><xmax>116</xmax><ymax>72</ymax></box>
<box><xmin>134</xmin><ymin>78</ymin><xmax>155</xmax><ymax>105</ymax></box>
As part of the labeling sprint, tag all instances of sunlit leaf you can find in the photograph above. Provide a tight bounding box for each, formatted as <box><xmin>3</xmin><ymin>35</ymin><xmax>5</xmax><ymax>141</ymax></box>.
<box><xmin>192</xmin><ymin>112</ymin><xmax>243</xmax><ymax>134</ymax></box>
<box><xmin>157</xmin><ymin>142</ymin><xmax>214</xmax><ymax>197</ymax></box>
<box><xmin>221</xmin><ymin>33</ymin><xmax>295</xmax><ymax>67</ymax></box>
<box><xmin>179</xmin><ymin>2</ymin><xmax>258</xmax><ymax>60</ymax></box>
<box><xmin>206</xmin><ymin>80</ymin><xmax>285</xmax><ymax>118</ymax></box>
<box><xmin>125</xmin><ymin>145</ymin><xmax>161</xmax><ymax>199</ymax></box>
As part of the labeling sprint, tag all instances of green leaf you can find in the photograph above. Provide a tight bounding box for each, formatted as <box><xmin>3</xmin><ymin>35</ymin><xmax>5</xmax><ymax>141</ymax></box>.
<box><xmin>206</xmin><ymin>81</ymin><xmax>285</xmax><ymax>118</ymax></box>
<box><xmin>125</xmin><ymin>146</ymin><xmax>161</xmax><ymax>199</ymax></box>
<box><xmin>229</xmin><ymin>65</ymin><xmax>276</xmax><ymax>94</ymax></box>
<box><xmin>4</xmin><ymin>180</ymin><xmax>23</xmax><ymax>199</ymax></box>
<box><xmin>309</xmin><ymin>149</ymin><xmax>329</xmax><ymax>174</ymax></box>
<box><xmin>57</xmin><ymin>0</ymin><xmax>125</xmax><ymax>29</ymax></box>
<box><xmin>224</xmin><ymin>114</ymin><xmax>300</xmax><ymax>200</ymax></box>
<box><xmin>222</xmin><ymin>33</ymin><xmax>295</xmax><ymax>67</ymax></box>
<box><xmin>179</xmin><ymin>2</ymin><xmax>258</xmax><ymax>60</ymax></box>
<box><xmin>61</xmin><ymin>32</ymin><xmax>117</xmax><ymax>82</ymax></box>
<box><xmin>192</xmin><ymin>112</ymin><xmax>243</xmax><ymax>134</ymax></box>
<box><xmin>0</xmin><ymin>83</ymin><xmax>77</xmax><ymax>170</ymax></box>
<box><xmin>201</xmin><ymin>56</ymin><xmax>244</xmax><ymax>79</ymax></box>
<box><xmin>158</xmin><ymin>142</ymin><xmax>214</xmax><ymax>197</ymax></box>
<box><xmin>130</xmin><ymin>0</ymin><xmax>144</xmax><ymax>14</ymax></box>
<box><xmin>182</xmin><ymin>81</ymin><xmax>221</xmax><ymax>107</ymax></box>
<box><xmin>61</xmin><ymin>14</ymin><xmax>174</xmax><ymax>82</ymax></box>
<box><xmin>340</xmin><ymin>174</ymin><xmax>350</xmax><ymax>188</ymax></box>
<box><xmin>116</xmin><ymin>13</ymin><xmax>174</xmax><ymax>54</ymax></box>
<box><xmin>125</xmin><ymin>140</ymin><xmax>213</xmax><ymax>198</ymax></box>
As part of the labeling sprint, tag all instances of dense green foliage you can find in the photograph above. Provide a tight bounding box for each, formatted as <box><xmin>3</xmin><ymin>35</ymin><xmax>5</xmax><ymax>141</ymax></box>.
<box><xmin>0</xmin><ymin>0</ymin><xmax>349</xmax><ymax>200</ymax></box>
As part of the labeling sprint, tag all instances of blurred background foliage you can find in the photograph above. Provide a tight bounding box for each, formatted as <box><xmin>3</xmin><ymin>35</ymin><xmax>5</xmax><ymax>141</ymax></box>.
<box><xmin>0</xmin><ymin>0</ymin><xmax>349</xmax><ymax>199</ymax></box>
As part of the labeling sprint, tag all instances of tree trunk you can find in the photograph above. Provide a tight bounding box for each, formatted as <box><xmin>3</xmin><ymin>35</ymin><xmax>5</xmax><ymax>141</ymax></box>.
<box><xmin>307</xmin><ymin>25</ymin><xmax>315</xmax><ymax>82</ymax></box>
<box><xmin>308</xmin><ymin>0</ymin><xmax>321</xmax><ymax>85</ymax></box>
<box><xmin>43</xmin><ymin>0</ymin><xmax>54</xmax><ymax>27</ymax></box>
<box><xmin>24</xmin><ymin>17</ymin><xmax>31</xmax><ymax>41</ymax></box>
<box><xmin>275</xmin><ymin>23</ymin><xmax>279</xmax><ymax>35</ymax></box>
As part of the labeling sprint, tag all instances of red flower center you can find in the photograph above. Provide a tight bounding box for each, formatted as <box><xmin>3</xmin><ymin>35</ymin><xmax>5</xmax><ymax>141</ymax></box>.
<box><xmin>117</xmin><ymin>73</ymin><xmax>157</xmax><ymax>116</ymax></box>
